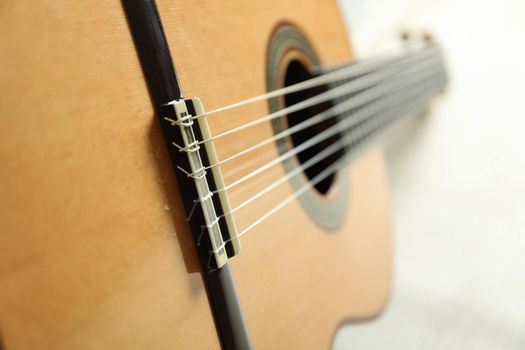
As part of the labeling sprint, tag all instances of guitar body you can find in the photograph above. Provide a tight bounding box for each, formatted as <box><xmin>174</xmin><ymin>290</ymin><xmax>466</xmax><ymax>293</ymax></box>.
<box><xmin>0</xmin><ymin>1</ymin><xmax>391</xmax><ymax>349</ymax></box>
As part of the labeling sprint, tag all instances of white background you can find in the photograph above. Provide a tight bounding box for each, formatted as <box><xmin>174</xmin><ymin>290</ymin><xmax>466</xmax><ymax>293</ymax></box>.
<box><xmin>334</xmin><ymin>0</ymin><xmax>525</xmax><ymax>348</ymax></box>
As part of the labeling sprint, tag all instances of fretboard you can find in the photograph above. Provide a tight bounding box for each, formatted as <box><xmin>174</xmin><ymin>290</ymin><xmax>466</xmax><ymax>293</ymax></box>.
<box><xmin>328</xmin><ymin>44</ymin><xmax>446</xmax><ymax>160</ymax></box>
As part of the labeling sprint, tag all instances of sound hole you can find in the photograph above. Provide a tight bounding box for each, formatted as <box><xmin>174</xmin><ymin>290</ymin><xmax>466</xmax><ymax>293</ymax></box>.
<box><xmin>283</xmin><ymin>59</ymin><xmax>345</xmax><ymax>195</ymax></box>
<box><xmin>267</xmin><ymin>24</ymin><xmax>348</xmax><ymax>229</ymax></box>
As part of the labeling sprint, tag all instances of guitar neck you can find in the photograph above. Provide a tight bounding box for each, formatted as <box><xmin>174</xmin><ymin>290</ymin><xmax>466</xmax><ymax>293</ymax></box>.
<box><xmin>333</xmin><ymin>44</ymin><xmax>446</xmax><ymax>159</ymax></box>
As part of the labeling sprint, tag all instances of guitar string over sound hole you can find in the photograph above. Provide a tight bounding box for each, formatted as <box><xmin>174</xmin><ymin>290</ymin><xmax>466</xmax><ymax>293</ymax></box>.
<box><xmin>267</xmin><ymin>24</ymin><xmax>348</xmax><ymax>229</ymax></box>
<box><xmin>283</xmin><ymin>59</ymin><xmax>346</xmax><ymax>195</ymax></box>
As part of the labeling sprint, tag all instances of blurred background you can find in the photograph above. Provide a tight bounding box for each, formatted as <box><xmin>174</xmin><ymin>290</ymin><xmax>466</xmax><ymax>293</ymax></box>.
<box><xmin>334</xmin><ymin>0</ymin><xmax>525</xmax><ymax>348</ymax></box>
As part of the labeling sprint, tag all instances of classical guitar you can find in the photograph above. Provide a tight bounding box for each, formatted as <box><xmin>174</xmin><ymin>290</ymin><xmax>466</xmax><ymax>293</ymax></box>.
<box><xmin>0</xmin><ymin>0</ymin><xmax>446</xmax><ymax>349</ymax></box>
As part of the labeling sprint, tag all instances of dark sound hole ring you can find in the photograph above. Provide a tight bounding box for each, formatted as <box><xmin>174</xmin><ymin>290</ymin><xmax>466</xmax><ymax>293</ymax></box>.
<box><xmin>266</xmin><ymin>23</ymin><xmax>348</xmax><ymax>230</ymax></box>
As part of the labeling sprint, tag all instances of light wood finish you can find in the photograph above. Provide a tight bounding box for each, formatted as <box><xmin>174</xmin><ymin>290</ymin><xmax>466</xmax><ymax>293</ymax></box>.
<box><xmin>0</xmin><ymin>1</ymin><xmax>392</xmax><ymax>349</ymax></box>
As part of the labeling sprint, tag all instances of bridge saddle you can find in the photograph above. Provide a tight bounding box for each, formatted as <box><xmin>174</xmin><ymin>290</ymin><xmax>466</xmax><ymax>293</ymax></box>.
<box><xmin>163</xmin><ymin>98</ymin><xmax>240</xmax><ymax>269</ymax></box>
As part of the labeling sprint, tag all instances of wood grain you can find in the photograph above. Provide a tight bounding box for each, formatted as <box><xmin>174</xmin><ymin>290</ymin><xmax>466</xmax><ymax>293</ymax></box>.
<box><xmin>0</xmin><ymin>0</ymin><xmax>392</xmax><ymax>349</ymax></box>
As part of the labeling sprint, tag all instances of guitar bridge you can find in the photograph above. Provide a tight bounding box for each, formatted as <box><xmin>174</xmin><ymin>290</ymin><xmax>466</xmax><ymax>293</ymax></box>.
<box><xmin>162</xmin><ymin>98</ymin><xmax>240</xmax><ymax>269</ymax></box>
